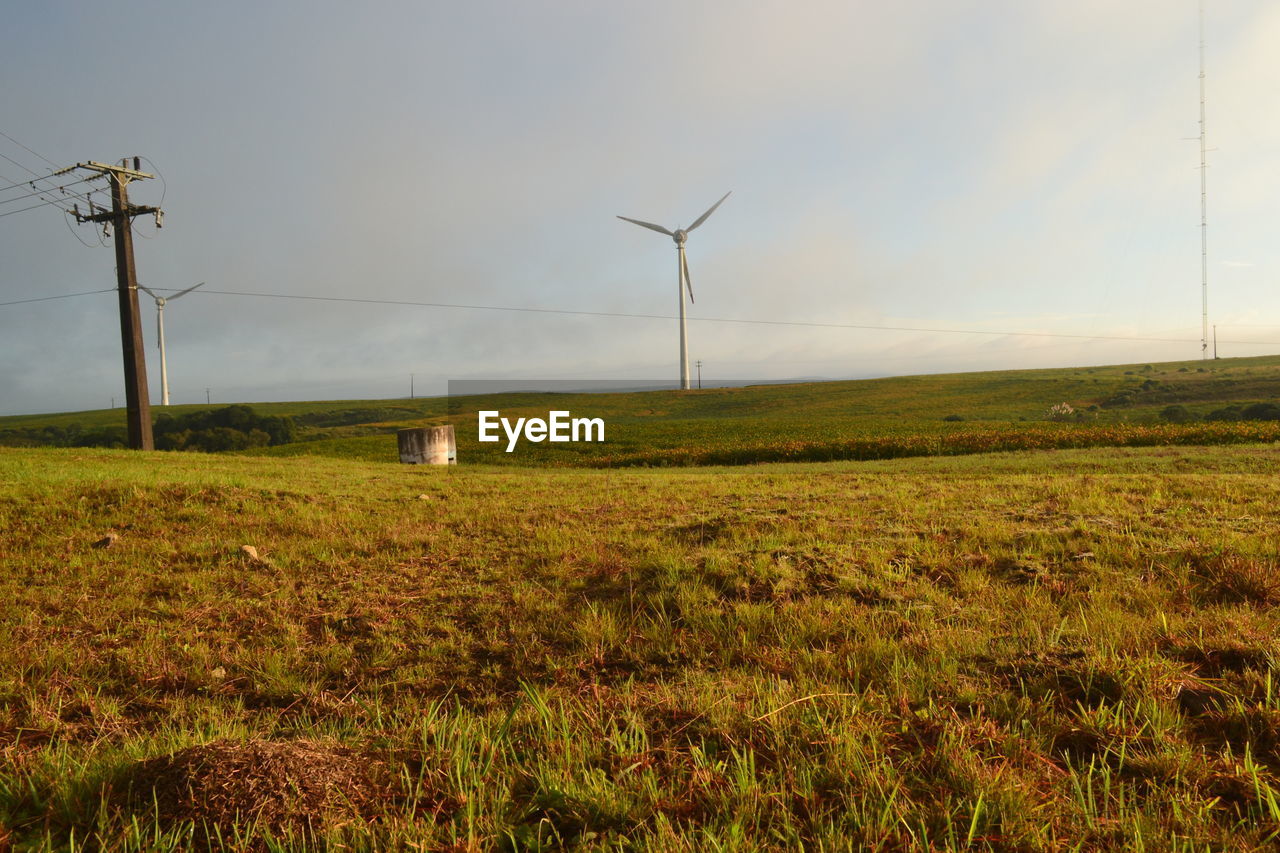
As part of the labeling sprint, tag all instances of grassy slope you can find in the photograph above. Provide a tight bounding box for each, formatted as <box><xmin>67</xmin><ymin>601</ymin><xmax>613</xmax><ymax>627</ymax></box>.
<box><xmin>3</xmin><ymin>445</ymin><xmax>1279</xmax><ymax>849</ymax></box>
<box><xmin>7</xmin><ymin>353</ymin><xmax>1280</xmax><ymax>467</ymax></box>
<box><xmin>276</xmin><ymin>353</ymin><xmax>1280</xmax><ymax>465</ymax></box>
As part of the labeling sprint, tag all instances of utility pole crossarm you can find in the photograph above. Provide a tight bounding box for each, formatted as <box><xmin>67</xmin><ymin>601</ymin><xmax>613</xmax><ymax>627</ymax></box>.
<box><xmin>68</xmin><ymin>160</ymin><xmax>155</xmax><ymax>182</ymax></box>
<box><xmin>75</xmin><ymin>204</ymin><xmax>158</xmax><ymax>224</ymax></box>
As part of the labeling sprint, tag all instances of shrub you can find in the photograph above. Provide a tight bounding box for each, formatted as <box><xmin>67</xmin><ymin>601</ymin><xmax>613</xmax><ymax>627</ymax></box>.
<box><xmin>1047</xmin><ymin>402</ymin><xmax>1075</xmax><ymax>422</ymax></box>
<box><xmin>154</xmin><ymin>406</ymin><xmax>296</xmax><ymax>452</ymax></box>
<box><xmin>942</xmin><ymin>414</ymin><xmax>964</xmax><ymax>422</ymax></box>
<box><xmin>1241</xmin><ymin>402</ymin><xmax>1280</xmax><ymax>421</ymax></box>
<box><xmin>1101</xmin><ymin>390</ymin><xmax>1136</xmax><ymax>408</ymax></box>
<box><xmin>1161</xmin><ymin>405</ymin><xmax>1195</xmax><ymax>424</ymax></box>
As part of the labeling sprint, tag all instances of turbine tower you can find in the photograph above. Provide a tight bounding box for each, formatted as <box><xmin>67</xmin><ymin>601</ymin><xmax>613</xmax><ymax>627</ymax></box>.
<box><xmin>138</xmin><ymin>282</ymin><xmax>203</xmax><ymax>406</ymax></box>
<box><xmin>618</xmin><ymin>192</ymin><xmax>730</xmax><ymax>389</ymax></box>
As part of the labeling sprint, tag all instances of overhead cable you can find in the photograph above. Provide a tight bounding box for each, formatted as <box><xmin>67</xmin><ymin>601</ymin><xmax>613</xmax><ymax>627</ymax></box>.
<box><xmin>151</xmin><ymin>286</ymin><xmax>1226</xmax><ymax>345</ymax></box>
<box><xmin>5</xmin><ymin>285</ymin><xmax>1280</xmax><ymax>347</ymax></box>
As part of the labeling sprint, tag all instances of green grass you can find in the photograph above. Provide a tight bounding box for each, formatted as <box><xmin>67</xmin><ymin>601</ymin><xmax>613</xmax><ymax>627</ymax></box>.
<box><xmin>3</xmin><ymin>444</ymin><xmax>1280</xmax><ymax>849</ymax></box>
<box><xmin>7</xmin><ymin>353</ymin><xmax>1280</xmax><ymax>466</ymax></box>
<box><xmin>283</xmin><ymin>352</ymin><xmax>1280</xmax><ymax>466</ymax></box>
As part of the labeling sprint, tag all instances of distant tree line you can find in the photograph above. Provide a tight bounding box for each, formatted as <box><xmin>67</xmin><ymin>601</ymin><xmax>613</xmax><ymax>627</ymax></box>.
<box><xmin>154</xmin><ymin>405</ymin><xmax>296</xmax><ymax>450</ymax></box>
<box><xmin>0</xmin><ymin>405</ymin><xmax>296</xmax><ymax>452</ymax></box>
<box><xmin>1161</xmin><ymin>402</ymin><xmax>1280</xmax><ymax>424</ymax></box>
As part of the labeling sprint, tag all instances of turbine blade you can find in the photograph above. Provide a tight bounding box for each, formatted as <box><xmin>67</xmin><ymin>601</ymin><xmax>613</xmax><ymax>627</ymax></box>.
<box><xmin>169</xmin><ymin>281</ymin><xmax>205</xmax><ymax>300</ymax></box>
<box><xmin>617</xmin><ymin>215</ymin><xmax>674</xmax><ymax>236</ymax></box>
<box><xmin>156</xmin><ymin>311</ymin><xmax>161</xmax><ymax>347</ymax></box>
<box><xmin>682</xmin><ymin>251</ymin><xmax>694</xmax><ymax>304</ymax></box>
<box><xmin>685</xmin><ymin>191</ymin><xmax>731</xmax><ymax>232</ymax></box>
<box><xmin>137</xmin><ymin>284</ymin><xmax>159</xmax><ymax>299</ymax></box>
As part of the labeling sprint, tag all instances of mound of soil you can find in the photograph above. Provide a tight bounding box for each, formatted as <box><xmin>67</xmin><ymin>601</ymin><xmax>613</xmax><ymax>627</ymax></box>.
<box><xmin>114</xmin><ymin>738</ymin><xmax>392</xmax><ymax>843</ymax></box>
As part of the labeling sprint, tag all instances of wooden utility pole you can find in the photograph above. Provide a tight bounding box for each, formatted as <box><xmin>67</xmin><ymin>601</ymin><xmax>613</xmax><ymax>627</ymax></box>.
<box><xmin>57</xmin><ymin>159</ymin><xmax>161</xmax><ymax>449</ymax></box>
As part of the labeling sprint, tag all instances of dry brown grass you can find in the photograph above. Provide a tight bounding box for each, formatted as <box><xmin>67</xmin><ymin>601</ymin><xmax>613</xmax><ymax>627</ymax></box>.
<box><xmin>1192</xmin><ymin>552</ymin><xmax>1280</xmax><ymax>606</ymax></box>
<box><xmin>112</xmin><ymin>739</ymin><xmax>395</xmax><ymax>845</ymax></box>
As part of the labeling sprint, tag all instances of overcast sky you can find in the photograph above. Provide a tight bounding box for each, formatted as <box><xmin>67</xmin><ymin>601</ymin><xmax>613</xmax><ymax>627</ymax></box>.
<box><xmin>2</xmin><ymin>1</ymin><xmax>1277</xmax><ymax>415</ymax></box>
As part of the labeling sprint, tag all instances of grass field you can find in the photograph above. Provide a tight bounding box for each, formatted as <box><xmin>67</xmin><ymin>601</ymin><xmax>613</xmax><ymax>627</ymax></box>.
<box><xmin>3</xmin><ymin>443</ymin><xmax>1280</xmax><ymax>849</ymax></box>
<box><xmin>7</xmin><ymin>354</ymin><xmax>1280</xmax><ymax>468</ymax></box>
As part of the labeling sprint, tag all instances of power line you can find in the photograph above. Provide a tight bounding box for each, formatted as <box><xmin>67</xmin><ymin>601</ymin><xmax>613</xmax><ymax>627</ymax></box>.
<box><xmin>0</xmin><ymin>150</ymin><xmax>53</xmax><ymax>184</ymax></box>
<box><xmin>155</xmin><ymin>285</ymin><xmax>1222</xmax><ymax>345</ymax></box>
<box><xmin>0</xmin><ymin>136</ymin><xmax>104</xmax><ymax>219</ymax></box>
<box><xmin>137</xmin><ymin>155</ymin><xmax>166</xmax><ymax>207</ymax></box>
<box><xmin>0</xmin><ymin>173</ymin><xmax>64</xmax><ymax>195</ymax></box>
<box><xmin>5</xmin><ymin>285</ymin><xmax>1280</xmax><ymax>352</ymax></box>
<box><xmin>0</xmin><ymin>173</ymin><xmax>62</xmax><ymax>194</ymax></box>
<box><xmin>0</xmin><ymin>288</ymin><xmax>115</xmax><ymax>307</ymax></box>
<box><xmin>38</xmin><ymin>181</ymin><xmax>104</xmax><ymax>213</ymax></box>
<box><xmin>0</xmin><ymin>198</ymin><xmax>73</xmax><ymax>218</ymax></box>
<box><xmin>0</xmin><ymin>171</ymin><xmax>107</xmax><ymax>246</ymax></box>
<box><xmin>0</xmin><ymin>169</ymin><xmax>104</xmax><ymax>219</ymax></box>
<box><xmin>62</xmin><ymin>206</ymin><xmax>107</xmax><ymax>248</ymax></box>
<box><xmin>0</xmin><ymin>178</ymin><xmax>107</xmax><ymax>220</ymax></box>
<box><xmin>0</xmin><ymin>163</ymin><xmax>102</xmax><ymax>248</ymax></box>
<box><xmin>0</xmin><ymin>171</ymin><xmax>75</xmax><ymax>194</ymax></box>
<box><xmin>0</xmin><ymin>129</ymin><xmax>59</xmax><ymax>168</ymax></box>
<box><xmin>0</xmin><ymin>196</ymin><xmax>87</xmax><ymax>218</ymax></box>
<box><xmin>0</xmin><ymin>174</ymin><xmax>98</xmax><ymax>206</ymax></box>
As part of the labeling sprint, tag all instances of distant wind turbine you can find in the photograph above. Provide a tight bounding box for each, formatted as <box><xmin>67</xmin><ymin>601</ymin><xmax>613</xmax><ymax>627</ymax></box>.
<box><xmin>138</xmin><ymin>281</ymin><xmax>204</xmax><ymax>406</ymax></box>
<box><xmin>618</xmin><ymin>192</ymin><xmax>730</xmax><ymax>390</ymax></box>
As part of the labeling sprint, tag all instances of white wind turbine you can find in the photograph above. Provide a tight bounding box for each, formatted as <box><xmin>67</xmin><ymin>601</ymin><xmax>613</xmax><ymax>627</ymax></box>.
<box><xmin>138</xmin><ymin>281</ymin><xmax>204</xmax><ymax>406</ymax></box>
<box><xmin>618</xmin><ymin>192</ymin><xmax>730</xmax><ymax>390</ymax></box>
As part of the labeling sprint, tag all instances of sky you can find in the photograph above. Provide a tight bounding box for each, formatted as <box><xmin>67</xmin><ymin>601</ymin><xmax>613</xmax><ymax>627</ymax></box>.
<box><xmin>2</xmin><ymin>1</ymin><xmax>1278</xmax><ymax>415</ymax></box>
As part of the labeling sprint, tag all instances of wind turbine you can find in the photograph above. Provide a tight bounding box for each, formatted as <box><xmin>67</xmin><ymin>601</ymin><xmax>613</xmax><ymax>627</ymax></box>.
<box><xmin>618</xmin><ymin>191</ymin><xmax>730</xmax><ymax>389</ymax></box>
<box><xmin>138</xmin><ymin>281</ymin><xmax>204</xmax><ymax>406</ymax></box>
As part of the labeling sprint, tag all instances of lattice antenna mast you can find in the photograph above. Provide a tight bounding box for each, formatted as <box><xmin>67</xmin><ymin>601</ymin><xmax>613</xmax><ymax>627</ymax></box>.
<box><xmin>1199</xmin><ymin>0</ymin><xmax>1209</xmax><ymax>359</ymax></box>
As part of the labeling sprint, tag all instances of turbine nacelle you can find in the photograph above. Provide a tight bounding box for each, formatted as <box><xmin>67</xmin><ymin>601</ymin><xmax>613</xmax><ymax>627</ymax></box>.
<box><xmin>672</xmin><ymin>229</ymin><xmax>688</xmax><ymax>246</ymax></box>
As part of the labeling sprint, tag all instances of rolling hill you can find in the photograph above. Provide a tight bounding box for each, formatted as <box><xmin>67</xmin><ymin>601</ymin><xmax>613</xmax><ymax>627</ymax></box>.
<box><xmin>5</xmin><ymin>353</ymin><xmax>1280</xmax><ymax>466</ymax></box>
